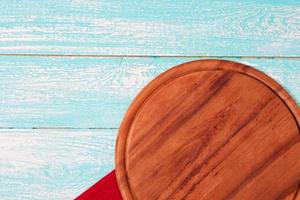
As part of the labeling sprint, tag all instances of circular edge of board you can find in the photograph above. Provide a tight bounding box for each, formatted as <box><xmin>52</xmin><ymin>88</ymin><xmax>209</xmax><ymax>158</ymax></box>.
<box><xmin>115</xmin><ymin>59</ymin><xmax>300</xmax><ymax>200</ymax></box>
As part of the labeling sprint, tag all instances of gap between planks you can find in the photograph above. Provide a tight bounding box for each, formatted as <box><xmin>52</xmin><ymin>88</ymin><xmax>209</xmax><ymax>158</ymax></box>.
<box><xmin>0</xmin><ymin>54</ymin><xmax>299</xmax><ymax>60</ymax></box>
<box><xmin>0</xmin><ymin>127</ymin><xmax>118</xmax><ymax>130</ymax></box>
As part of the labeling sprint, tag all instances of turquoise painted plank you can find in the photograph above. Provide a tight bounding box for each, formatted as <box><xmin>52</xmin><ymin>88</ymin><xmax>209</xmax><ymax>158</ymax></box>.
<box><xmin>0</xmin><ymin>0</ymin><xmax>299</xmax><ymax>56</ymax></box>
<box><xmin>0</xmin><ymin>56</ymin><xmax>299</xmax><ymax>128</ymax></box>
<box><xmin>0</xmin><ymin>129</ymin><xmax>116</xmax><ymax>200</ymax></box>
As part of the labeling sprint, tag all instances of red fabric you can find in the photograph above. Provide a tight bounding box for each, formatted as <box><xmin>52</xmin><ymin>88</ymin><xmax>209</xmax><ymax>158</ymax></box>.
<box><xmin>75</xmin><ymin>170</ymin><xmax>123</xmax><ymax>200</ymax></box>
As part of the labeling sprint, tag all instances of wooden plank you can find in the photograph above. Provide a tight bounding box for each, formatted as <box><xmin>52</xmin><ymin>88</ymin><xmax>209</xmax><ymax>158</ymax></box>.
<box><xmin>0</xmin><ymin>129</ymin><xmax>116</xmax><ymax>200</ymax></box>
<box><xmin>0</xmin><ymin>56</ymin><xmax>299</xmax><ymax>128</ymax></box>
<box><xmin>0</xmin><ymin>0</ymin><xmax>299</xmax><ymax>56</ymax></box>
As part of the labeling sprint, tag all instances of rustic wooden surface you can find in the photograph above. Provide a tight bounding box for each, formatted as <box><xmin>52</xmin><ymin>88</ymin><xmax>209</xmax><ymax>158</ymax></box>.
<box><xmin>116</xmin><ymin>60</ymin><xmax>300</xmax><ymax>200</ymax></box>
<box><xmin>0</xmin><ymin>0</ymin><xmax>299</xmax><ymax>56</ymax></box>
<box><xmin>0</xmin><ymin>129</ymin><xmax>117</xmax><ymax>199</ymax></box>
<box><xmin>0</xmin><ymin>57</ymin><xmax>299</xmax><ymax>128</ymax></box>
<box><xmin>0</xmin><ymin>0</ymin><xmax>299</xmax><ymax>199</ymax></box>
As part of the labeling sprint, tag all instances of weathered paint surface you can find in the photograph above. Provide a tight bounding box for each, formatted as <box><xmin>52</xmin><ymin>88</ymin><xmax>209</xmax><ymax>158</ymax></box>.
<box><xmin>0</xmin><ymin>129</ymin><xmax>117</xmax><ymax>199</ymax></box>
<box><xmin>0</xmin><ymin>56</ymin><xmax>299</xmax><ymax>128</ymax></box>
<box><xmin>0</xmin><ymin>0</ymin><xmax>299</xmax><ymax>56</ymax></box>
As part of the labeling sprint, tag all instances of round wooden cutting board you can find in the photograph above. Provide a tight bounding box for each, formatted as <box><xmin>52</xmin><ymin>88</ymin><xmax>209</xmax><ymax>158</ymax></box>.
<box><xmin>115</xmin><ymin>60</ymin><xmax>300</xmax><ymax>200</ymax></box>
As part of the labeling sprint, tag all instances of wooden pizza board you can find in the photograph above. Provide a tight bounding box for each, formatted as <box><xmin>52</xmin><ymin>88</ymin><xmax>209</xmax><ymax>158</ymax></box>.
<box><xmin>116</xmin><ymin>60</ymin><xmax>300</xmax><ymax>200</ymax></box>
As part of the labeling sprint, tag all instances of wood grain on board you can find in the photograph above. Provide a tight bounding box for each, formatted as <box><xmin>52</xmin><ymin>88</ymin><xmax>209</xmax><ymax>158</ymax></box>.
<box><xmin>0</xmin><ymin>129</ymin><xmax>117</xmax><ymax>200</ymax></box>
<box><xmin>0</xmin><ymin>0</ymin><xmax>299</xmax><ymax>56</ymax></box>
<box><xmin>0</xmin><ymin>56</ymin><xmax>299</xmax><ymax>129</ymax></box>
<box><xmin>283</xmin><ymin>185</ymin><xmax>299</xmax><ymax>200</ymax></box>
<box><xmin>116</xmin><ymin>60</ymin><xmax>300</xmax><ymax>200</ymax></box>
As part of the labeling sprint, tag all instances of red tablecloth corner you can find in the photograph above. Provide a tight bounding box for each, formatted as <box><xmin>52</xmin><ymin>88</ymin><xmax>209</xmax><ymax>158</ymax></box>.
<box><xmin>75</xmin><ymin>170</ymin><xmax>122</xmax><ymax>200</ymax></box>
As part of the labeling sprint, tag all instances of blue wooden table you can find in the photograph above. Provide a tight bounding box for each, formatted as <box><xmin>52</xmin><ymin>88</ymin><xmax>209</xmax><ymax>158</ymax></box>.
<box><xmin>0</xmin><ymin>1</ymin><xmax>299</xmax><ymax>199</ymax></box>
